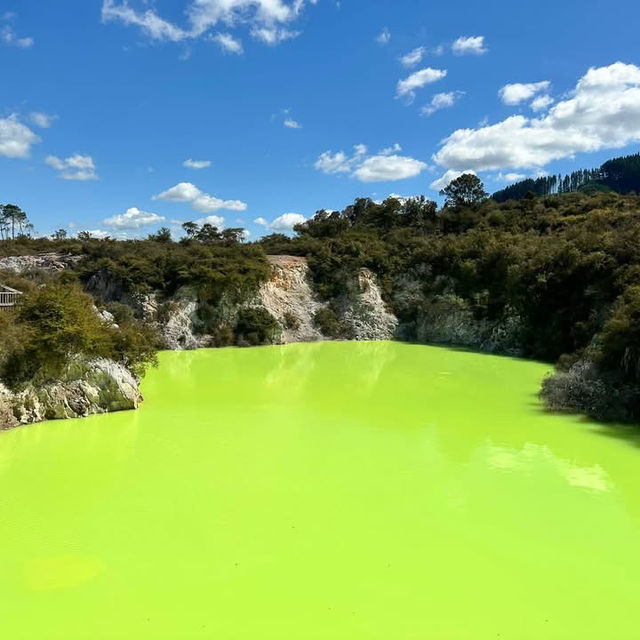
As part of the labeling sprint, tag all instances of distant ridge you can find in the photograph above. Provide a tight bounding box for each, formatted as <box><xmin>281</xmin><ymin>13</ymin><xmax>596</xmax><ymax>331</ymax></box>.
<box><xmin>492</xmin><ymin>152</ymin><xmax>640</xmax><ymax>201</ymax></box>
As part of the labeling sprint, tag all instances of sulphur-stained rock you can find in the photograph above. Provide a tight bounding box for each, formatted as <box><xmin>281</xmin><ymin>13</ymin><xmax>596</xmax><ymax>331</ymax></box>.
<box><xmin>0</xmin><ymin>358</ymin><xmax>142</xmax><ymax>430</ymax></box>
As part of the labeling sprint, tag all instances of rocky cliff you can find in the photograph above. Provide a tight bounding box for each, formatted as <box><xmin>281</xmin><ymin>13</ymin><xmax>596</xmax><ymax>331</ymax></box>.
<box><xmin>257</xmin><ymin>256</ymin><xmax>324</xmax><ymax>343</ymax></box>
<box><xmin>0</xmin><ymin>358</ymin><xmax>142</xmax><ymax>430</ymax></box>
<box><xmin>136</xmin><ymin>255</ymin><xmax>398</xmax><ymax>348</ymax></box>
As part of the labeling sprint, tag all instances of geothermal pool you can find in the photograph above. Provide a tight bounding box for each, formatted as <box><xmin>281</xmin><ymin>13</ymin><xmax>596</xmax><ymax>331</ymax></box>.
<box><xmin>1</xmin><ymin>342</ymin><xmax>640</xmax><ymax>638</ymax></box>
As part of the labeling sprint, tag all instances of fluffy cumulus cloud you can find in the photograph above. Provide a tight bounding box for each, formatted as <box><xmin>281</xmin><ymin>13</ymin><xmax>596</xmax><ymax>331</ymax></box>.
<box><xmin>45</xmin><ymin>154</ymin><xmax>98</xmax><ymax>180</ymax></box>
<box><xmin>433</xmin><ymin>62</ymin><xmax>640</xmax><ymax>173</ymax></box>
<box><xmin>499</xmin><ymin>81</ymin><xmax>551</xmax><ymax>105</ymax></box>
<box><xmin>103</xmin><ymin>207</ymin><xmax>165</xmax><ymax>230</ymax></box>
<box><xmin>315</xmin><ymin>143</ymin><xmax>428</xmax><ymax>183</ymax></box>
<box><xmin>0</xmin><ymin>115</ymin><xmax>40</xmax><ymax>158</ymax></box>
<box><xmin>354</xmin><ymin>156</ymin><xmax>427</xmax><ymax>183</ymax></box>
<box><xmin>195</xmin><ymin>214</ymin><xmax>225</xmax><ymax>227</ymax></box>
<box><xmin>101</xmin><ymin>0</ymin><xmax>317</xmax><ymax>50</ymax></box>
<box><xmin>429</xmin><ymin>169</ymin><xmax>476</xmax><ymax>191</ymax></box>
<box><xmin>154</xmin><ymin>182</ymin><xmax>247</xmax><ymax>212</ymax></box>
<box><xmin>422</xmin><ymin>91</ymin><xmax>464</xmax><ymax>116</ymax></box>
<box><xmin>452</xmin><ymin>35</ymin><xmax>487</xmax><ymax>56</ymax></box>
<box><xmin>183</xmin><ymin>158</ymin><xmax>211</xmax><ymax>169</ymax></box>
<box><xmin>254</xmin><ymin>213</ymin><xmax>306</xmax><ymax>230</ymax></box>
<box><xmin>396</xmin><ymin>67</ymin><xmax>447</xmax><ymax>100</ymax></box>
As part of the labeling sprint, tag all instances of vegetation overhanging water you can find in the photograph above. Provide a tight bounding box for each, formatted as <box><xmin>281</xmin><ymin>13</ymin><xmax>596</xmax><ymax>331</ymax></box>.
<box><xmin>1</xmin><ymin>341</ymin><xmax>640</xmax><ymax>639</ymax></box>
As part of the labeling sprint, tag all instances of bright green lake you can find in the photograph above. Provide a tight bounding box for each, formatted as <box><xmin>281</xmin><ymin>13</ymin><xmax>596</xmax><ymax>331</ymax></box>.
<box><xmin>2</xmin><ymin>342</ymin><xmax>640</xmax><ymax>639</ymax></box>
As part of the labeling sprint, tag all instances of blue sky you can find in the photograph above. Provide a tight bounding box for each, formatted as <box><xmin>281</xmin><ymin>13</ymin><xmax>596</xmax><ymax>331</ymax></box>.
<box><xmin>2</xmin><ymin>0</ymin><xmax>640</xmax><ymax>239</ymax></box>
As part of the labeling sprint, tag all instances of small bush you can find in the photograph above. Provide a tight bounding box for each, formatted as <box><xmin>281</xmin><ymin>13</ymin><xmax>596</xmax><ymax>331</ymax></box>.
<box><xmin>283</xmin><ymin>311</ymin><xmax>300</xmax><ymax>330</ymax></box>
<box><xmin>313</xmin><ymin>307</ymin><xmax>341</xmax><ymax>338</ymax></box>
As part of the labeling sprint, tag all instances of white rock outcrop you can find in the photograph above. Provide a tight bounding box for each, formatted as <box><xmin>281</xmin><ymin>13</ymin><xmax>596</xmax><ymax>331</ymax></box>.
<box><xmin>0</xmin><ymin>253</ymin><xmax>81</xmax><ymax>273</ymax></box>
<box><xmin>0</xmin><ymin>359</ymin><xmax>142</xmax><ymax>430</ymax></box>
<box><xmin>335</xmin><ymin>268</ymin><xmax>398</xmax><ymax>340</ymax></box>
<box><xmin>257</xmin><ymin>256</ymin><xmax>324</xmax><ymax>343</ymax></box>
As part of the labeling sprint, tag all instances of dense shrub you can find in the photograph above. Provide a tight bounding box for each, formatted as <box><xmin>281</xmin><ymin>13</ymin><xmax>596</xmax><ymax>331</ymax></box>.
<box><xmin>234</xmin><ymin>308</ymin><xmax>281</xmax><ymax>346</ymax></box>
<box><xmin>0</xmin><ymin>282</ymin><xmax>157</xmax><ymax>387</ymax></box>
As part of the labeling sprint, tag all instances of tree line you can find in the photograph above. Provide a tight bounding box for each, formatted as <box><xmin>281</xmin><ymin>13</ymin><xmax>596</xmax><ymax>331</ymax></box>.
<box><xmin>492</xmin><ymin>152</ymin><xmax>640</xmax><ymax>202</ymax></box>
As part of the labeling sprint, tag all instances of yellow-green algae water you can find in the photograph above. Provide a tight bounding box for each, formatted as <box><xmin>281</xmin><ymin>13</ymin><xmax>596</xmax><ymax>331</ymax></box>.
<box><xmin>2</xmin><ymin>342</ymin><xmax>640</xmax><ymax>639</ymax></box>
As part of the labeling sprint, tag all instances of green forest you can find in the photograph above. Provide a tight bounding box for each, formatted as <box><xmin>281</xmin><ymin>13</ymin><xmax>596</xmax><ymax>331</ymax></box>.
<box><xmin>492</xmin><ymin>152</ymin><xmax>640</xmax><ymax>201</ymax></box>
<box><xmin>2</xmin><ymin>167</ymin><xmax>640</xmax><ymax>424</ymax></box>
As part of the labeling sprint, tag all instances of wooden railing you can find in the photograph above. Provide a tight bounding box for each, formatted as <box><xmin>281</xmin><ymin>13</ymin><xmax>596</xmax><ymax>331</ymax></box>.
<box><xmin>0</xmin><ymin>289</ymin><xmax>21</xmax><ymax>308</ymax></box>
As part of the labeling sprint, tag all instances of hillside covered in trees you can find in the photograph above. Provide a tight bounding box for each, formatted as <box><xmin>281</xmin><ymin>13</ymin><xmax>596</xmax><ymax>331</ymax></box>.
<box><xmin>492</xmin><ymin>152</ymin><xmax>640</xmax><ymax>201</ymax></box>
<box><xmin>2</xmin><ymin>173</ymin><xmax>640</xmax><ymax>425</ymax></box>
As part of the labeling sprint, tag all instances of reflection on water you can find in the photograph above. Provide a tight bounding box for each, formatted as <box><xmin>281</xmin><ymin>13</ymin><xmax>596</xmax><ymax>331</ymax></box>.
<box><xmin>1</xmin><ymin>341</ymin><xmax>640</xmax><ymax>640</ymax></box>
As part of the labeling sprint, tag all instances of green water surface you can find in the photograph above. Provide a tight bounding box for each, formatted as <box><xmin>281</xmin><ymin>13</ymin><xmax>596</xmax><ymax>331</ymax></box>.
<box><xmin>2</xmin><ymin>342</ymin><xmax>640</xmax><ymax>639</ymax></box>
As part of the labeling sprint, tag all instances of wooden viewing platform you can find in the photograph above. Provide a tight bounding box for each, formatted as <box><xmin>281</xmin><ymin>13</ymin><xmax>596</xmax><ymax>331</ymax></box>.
<box><xmin>0</xmin><ymin>284</ymin><xmax>22</xmax><ymax>308</ymax></box>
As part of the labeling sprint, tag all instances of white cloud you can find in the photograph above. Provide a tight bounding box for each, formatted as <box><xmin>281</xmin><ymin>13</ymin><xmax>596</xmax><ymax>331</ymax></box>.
<box><xmin>212</xmin><ymin>32</ymin><xmax>243</xmax><ymax>54</ymax></box>
<box><xmin>154</xmin><ymin>181</ymin><xmax>247</xmax><ymax>212</ymax></box>
<box><xmin>103</xmin><ymin>207</ymin><xmax>165</xmax><ymax>230</ymax></box>
<box><xmin>79</xmin><ymin>229</ymin><xmax>112</xmax><ymax>240</ymax></box>
<box><xmin>430</xmin><ymin>169</ymin><xmax>476</xmax><ymax>191</ymax></box>
<box><xmin>183</xmin><ymin>158</ymin><xmax>211</xmax><ymax>169</ymax></box>
<box><xmin>380</xmin><ymin>143</ymin><xmax>402</xmax><ymax>155</ymax></box>
<box><xmin>29</xmin><ymin>112</ymin><xmax>56</xmax><ymax>128</ymax></box>
<box><xmin>530</xmin><ymin>94</ymin><xmax>554</xmax><ymax>112</ymax></box>
<box><xmin>1</xmin><ymin>25</ymin><xmax>33</xmax><ymax>48</ymax></box>
<box><xmin>434</xmin><ymin>62</ymin><xmax>640</xmax><ymax>173</ymax></box>
<box><xmin>155</xmin><ymin>182</ymin><xmax>202</xmax><ymax>201</ymax></box>
<box><xmin>195</xmin><ymin>214</ymin><xmax>225</xmax><ymax>227</ymax></box>
<box><xmin>397</xmin><ymin>67</ymin><xmax>447</xmax><ymax>100</ymax></box>
<box><xmin>270</xmin><ymin>212</ymin><xmax>306</xmax><ymax>230</ymax></box>
<box><xmin>255</xmin><ymin>213</ymin><xmax>306</xmax><ymax>230</ymax></box>
<box><xmin>284</xmin><ymin>118</ymin><xmax>302</xmax><ymax>129</ymax></box>
<box><xmin>0</xmin><ymin>115</ymin><xmax>40</xmax><ymax>158</ymax></box>
<box><xmin>354</xmin><ymin>155</ymin><xmax>427</xmax><ymax>182</ymax></box>
<box><xmin>499</xmin><ymin>80</ymin><xmax>551</xmax><ymax>105</ymax></box>
<box><xmin>376</xmin><ymin>27</ymin><xmax>390</xmax><ymax>45</ymax></box>
<box><xmin>193</xmin><ymin>193</ymin><xmax>247</xmax><ymax>212</ymax></box>
<box><xmin>452</xmin><ymin>35</ymin><xmax>487</xmax><ymax>56</ymax></box>
<box><xmin>45</xmin><ymin>154</ymin><xmax>98</xmax><ymax>180</ymax></box>
<box><xmin>101</xmin><ymin>0</ymin><xmax>188</xmax><ymax>41</ymax></box>
<box><xmin>251</xmin><ymin>26</ymin><xmax>299</xmax><ymax>45</ymax></box>
<box><xmin>315</xmin><ymin>144</ymin><xmax>428</xmax><ymax>183</ymax></box>
<box><xmin>101</xmin><ymin>0</ymin><xmax>315</xmax><ymax>47</ymax></box>
<box><xmin>496</xmin><ymin>172</ymin><xmax>527</xmax><ymax>182</ymax></box>
<box><xmin>422</xmin><ymin>91</ymin><xmax>464</xmax><ymax>116</ymax></box>
<box><xmin>254</xmin><ymin>213</ymin><xmax>306</xmax><ymax>231</ymax></box>
<box><xmin>314</xmin><ymin>146</ymin><xmax>363</xmax><ymax>174</ymax></box>
<box><xmin>400</xmin><ymin>46</ymin><xmax>425</xmax><ymax>68</ymax></box>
